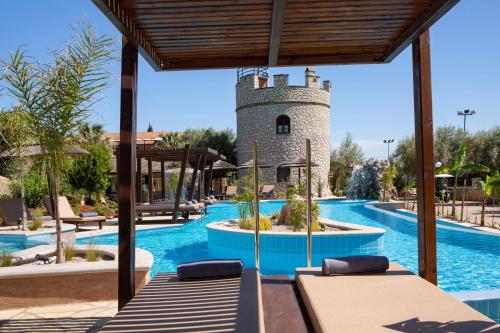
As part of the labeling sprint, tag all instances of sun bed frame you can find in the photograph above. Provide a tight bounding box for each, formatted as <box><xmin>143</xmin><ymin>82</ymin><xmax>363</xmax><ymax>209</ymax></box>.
<box><xmin>100</xmin><ymin>268</ymin><xmax>264</xmax><ymax>333</ymax></box>
<box><xmin>296</xmin><ymin>263</ymin><xmax>498</xmax><ymax>333</ymax></box>
<box><xmin>43</xmin><ymin>196</ymin><xmax>106</xmax><ymax>231</ymax></box>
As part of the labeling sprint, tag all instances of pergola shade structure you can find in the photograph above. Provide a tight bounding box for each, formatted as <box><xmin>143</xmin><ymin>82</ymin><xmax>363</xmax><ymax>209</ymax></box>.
<box><xmin>91</xmin><ymin>0</ymin><xmax>460</xmax><ymax>309</ymax></box>
<box><xmin>92</xmin><ymin>0</ymin><xmax>458</xmax><ymax>70</ymax></box>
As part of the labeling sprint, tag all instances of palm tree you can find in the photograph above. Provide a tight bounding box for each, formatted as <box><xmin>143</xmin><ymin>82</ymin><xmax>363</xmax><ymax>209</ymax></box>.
<box><xmin>438</xmin><ymin>145</ymin><xmax>490</xmax><ymax>220</ymax></box>
<box><xmin>2</xmin><ymin>24</ymin><xmax>114</xmax><ymax>262</ymax></box>
<box><xmin>476</xmin><ymin>171</ymin><xmax>500</xmax><ymax>226</ymax></box>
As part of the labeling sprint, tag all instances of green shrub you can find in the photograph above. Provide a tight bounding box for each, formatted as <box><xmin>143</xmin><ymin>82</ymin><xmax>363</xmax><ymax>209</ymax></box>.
<box><xmin>27</xmin><ymin>219</ymin><xmax>43</xmax><ymax>231</ymax></box>
<box><xmin>1</xmin><ymin>250</ymin><xmax>13</xmax><ymax>267</ymax></box>
<box><xmin>270</xmin><ymin>211</ymin><xmax>281</xmax><ymax>221</ymax></box>
<box><xmin>95</xmin><ymin>203</ymin><xmax>114</xmax><ymax>217</ymax></box>
<box><xmin>64</xmin><ymin>243</ymin><xmax>76</xmax><ymax>261</ymax></box>
<box><xmin>287</xmin><ymin>198</ymin><xmax>320</xmax><ymax>231</ymax></box>
<box><xmin>239</xmin><ymin>215</ymin><xmax>272</xmax><ymax>231</ymax></box>
<box><xmin>86</xmin><ymin>241</ymin><xmax>101</xmax><ymax>262</ymax></box>
<box><xmin>8</xmin><ymin>170</ymin><xmax>49</xmax><ymax>208</ymax></box>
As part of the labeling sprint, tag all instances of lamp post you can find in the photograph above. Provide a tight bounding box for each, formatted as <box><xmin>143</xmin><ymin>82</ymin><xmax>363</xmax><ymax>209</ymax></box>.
<box><xmin>383</xmin><ymin>139</ymin><xmax>395</xmax><ymax>161</ymax></box>
<box><xmin>457</xmin><ymin>109</ymin><xmax>476</xmax><ymax>132</ymax></box>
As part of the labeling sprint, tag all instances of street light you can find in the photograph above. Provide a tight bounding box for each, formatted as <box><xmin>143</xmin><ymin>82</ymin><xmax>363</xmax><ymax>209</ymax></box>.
<box><xmin>383</xmin><ymin>139</ymin><xmax>395</xmax><ymax>161</ymax></box>
<box><xmin>457</xmin><ymin>109</ymin><xmax>476</xmax><ymax>132</ymax></box>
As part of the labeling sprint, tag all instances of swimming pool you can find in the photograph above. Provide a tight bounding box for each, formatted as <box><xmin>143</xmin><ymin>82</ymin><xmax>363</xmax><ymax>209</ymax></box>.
<box><xmin>78</xmin><ymin>200</ymin><xmax>500</xmax><ymax>293</ymax></box>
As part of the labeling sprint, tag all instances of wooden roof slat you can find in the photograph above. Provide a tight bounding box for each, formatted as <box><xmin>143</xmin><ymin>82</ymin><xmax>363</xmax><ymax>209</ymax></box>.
<box><xmin>92</xmin><ymin>0</ymin><xmax>460</xmax><ymax>70</ymax></box>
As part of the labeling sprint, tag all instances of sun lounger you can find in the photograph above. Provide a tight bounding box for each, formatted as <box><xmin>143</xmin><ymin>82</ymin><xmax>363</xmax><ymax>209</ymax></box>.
<box><xmin>260</xmin><ymin>184</ymin><xmax>274</xmax><ymax>199</ymax></box>
<box><xmin>215</xmin><ymin>185</ymin><xmax>238</xmax><ymax>200</ymax></box>
<box><xmin>0</xmin><ymin>198</ymin><xmax>54</xmax><ymax>227</ymax></box>
<box><xmin>43</xmin><ymin>196</ymin><xmax>106</xmax><ymax>231</ymax></box>
<box><xmin>136</xmin><ymin>201</ymin><xmax>204</xmax><ymax>221</ymax></box>
<box><xmin>296</xmin><ymin>263</ymin><xmax>498</xmax><ymax>333</ymax></box>
<box><xmin>99</xmin><ymin>268</ymin><xmax>264</xmax><ymax>333</ymax></box>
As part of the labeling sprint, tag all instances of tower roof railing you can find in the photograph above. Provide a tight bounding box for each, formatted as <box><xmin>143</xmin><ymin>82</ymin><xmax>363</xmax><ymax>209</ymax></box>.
<box><xmin>237</xmin><ymin>68</ymin><xmax>268</xmax><ymax>82</ymax></box>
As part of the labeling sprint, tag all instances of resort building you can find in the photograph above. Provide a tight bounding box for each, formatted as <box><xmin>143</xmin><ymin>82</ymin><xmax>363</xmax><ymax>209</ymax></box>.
<box><xmin>236</xmin><ymin>67</ymin><xmax>331</xmax><ymax>195</ymax></box>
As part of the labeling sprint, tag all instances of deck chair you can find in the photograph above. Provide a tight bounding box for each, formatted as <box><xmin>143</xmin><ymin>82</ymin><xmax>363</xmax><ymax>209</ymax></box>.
<box><xmin>260</xmin><ymin>184</ymin><xmax>274</xmax><ymax>199</ymax></box>
<box><xmin>100</xmin><ymin>268</ymin><xmax>264</xmax><ymax>333</ymax></box>
<box><xmin>43</xmin><ymin>196</ymin><xmax>106</xmax><ymax>231</ymax></box>
<box><xmin>0</xmin><ymin>198</ymin><xmax>33</xmax><ymax>227</ymax></box>
<box><xmin>225</xmin><ymin>185</ymin><xmax>238</xmax><ymax>199</ymax></box>
<box><xmin>296</xmin><ymin>263</ymin><xmax>498</xmax><ymax>333</ymax></box>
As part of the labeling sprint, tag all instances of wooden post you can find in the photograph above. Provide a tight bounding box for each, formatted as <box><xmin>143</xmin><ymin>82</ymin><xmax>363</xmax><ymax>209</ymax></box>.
<box><xmin>160</xmin><ymin>161</ymin><xmax>166</xmax><ymax>200</ymax></box>
<box><xmin>198</xmin><ymin>153</ymin><xmax>207</xmax><ymax>200</ymax></box>
<box><xmin>188</xmin><ymin>156</ymin><xmax>201</xmax><ymax>201</ymax></box>
<box><xmin>412</xmin><ymin>30</ymin><xmax>437</xmax><ymax>285</ymax></box>
<box><xmin>253</xmin><ymin>142</ymin><xmax>260</xmax><ymax>270</ymax></box>
<box><xmin>173</xmin><ymin>145</ymin><xmax>190</xmax><ymax>222</ymax></box>
<box><xmin>136</xmin><ymin>157</ymin><xmax>142</xmax><ymax>203</ymax></box>
<box><xmin>306</xmin><ymin>139</ymin><xmax>312</xmax><ymax>268</ymax></box>
<box><xmin>147</xmin><ymin>158</ymin><xmax>153</xmax><ymax>203</ymax></box>
<box><xmin>206</xmin><ymin>161</ymin><xmax>214</xmax><ymax>195</ymax></box>
<box><xmin>117</xmin><ymin>36</ymin><xmax>138</xmax><ymax>310</ymax></box>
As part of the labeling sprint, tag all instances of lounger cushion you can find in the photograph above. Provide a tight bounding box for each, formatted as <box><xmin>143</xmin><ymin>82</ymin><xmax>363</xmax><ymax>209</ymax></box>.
<box><xmin>296</xmin><ymin>263</ymin><xmax>497</xmax><ymax>333</ymax></box>
<box><xmin>322</xmin><ymin>255</ymin><xmax>389</xmax><ymax>275</ymax></box>
<box><xmin>177</xmin><ymin>259</ymin><xmax>244</xmax><ymax>281</ymax></box>
<box><xmin>79</xmin><ymin>212</ymin><xmax>99</xmax><ymax>218</ymax></box>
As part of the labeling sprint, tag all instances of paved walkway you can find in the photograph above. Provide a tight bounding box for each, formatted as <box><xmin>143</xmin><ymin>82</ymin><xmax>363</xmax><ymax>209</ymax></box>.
<box><xmin>0</xmin><ymin>301</ymin><xmax>117</xmax><ymax>332</ymax></box>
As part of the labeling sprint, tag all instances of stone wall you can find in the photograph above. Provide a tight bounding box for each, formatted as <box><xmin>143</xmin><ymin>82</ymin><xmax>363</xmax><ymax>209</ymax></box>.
<box><xmin>236</xmin><ymin>69</ymin><xmax>331</xmax><ymax>196</ymax></box>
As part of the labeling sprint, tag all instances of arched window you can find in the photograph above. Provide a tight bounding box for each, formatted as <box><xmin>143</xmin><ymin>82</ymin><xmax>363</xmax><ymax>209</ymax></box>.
<box><xmin>276</xmin><ymin>115</ymin><xmax>290</xmax><ymax>134</ymax></box>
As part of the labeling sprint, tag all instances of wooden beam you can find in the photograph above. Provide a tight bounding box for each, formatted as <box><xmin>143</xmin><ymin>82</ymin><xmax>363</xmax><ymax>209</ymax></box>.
<box><xmin>206</xmin><ymin>161</ymin><xmax>214</xmax><ymax>195</ymax></box>
<box><xmin>412</xmin><ymin>30</ymin><xmax>437</xmax><ymax>285</ymax></box>
<box><xmin>118</xmin><ymin>36</ymin><xmax>138</xmax><ymax>310</ymax></box>
<box><xmin>173</xmin><ymin>144</ymin><xmax>190</xmax><ymax>222</ymax></box>
<box><xmin>147</xmin><ymin>158</ymin><xmax>153</xmax><ymax>204</ymax></box>
<box><xmin>160</xmin><ymin>161</ymin><xmax>166</xmax><ymax>200</ymax></box>
<box><xmin>268</xmin><ymin>0</ymin><xmax>287</xmax><ymax>67</ymax></box>
<box><xmin>136</xmin><ymin>157</ymin><xmax>142</xmax><ymax>204</ymax></box>
<box><xmin>383</xmin><ymin>0</ymin><xmax>459</xmax><ymax>62</ymax></box>
<box><xmin>91</xmin><ymin>0</ymin><xmax>163</xmax><ymax>70</ymax></box>
<box><xmin>253</xmin><ymin>142</ymin><xmax>260</xmax><ymax>270</ymax></box>
<box><xmin>188</xmin><ymin>156</ymin><xmax>200</xmax><ymax>201</ymax></box>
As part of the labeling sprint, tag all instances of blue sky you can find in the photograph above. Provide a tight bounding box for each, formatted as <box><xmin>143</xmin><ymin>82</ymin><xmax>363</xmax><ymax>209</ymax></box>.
<box><xmin>0</xmin><ymin>0</ymin><xmax>499</xmax><ymax>158</ymax></box>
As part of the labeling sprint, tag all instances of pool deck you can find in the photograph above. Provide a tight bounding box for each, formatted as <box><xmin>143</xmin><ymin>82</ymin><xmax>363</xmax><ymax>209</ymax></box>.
<box><xmin>0</xmin><ymin>301</ymin><xmax>117</xmax><ymax>332</ymax></box>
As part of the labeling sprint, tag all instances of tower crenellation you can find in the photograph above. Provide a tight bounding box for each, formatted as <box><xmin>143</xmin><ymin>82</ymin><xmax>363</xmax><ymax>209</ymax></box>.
<box><xmin>236</xmin><ymin>67</ymin><xmax>332</xmax><ymax>196</ymax></box>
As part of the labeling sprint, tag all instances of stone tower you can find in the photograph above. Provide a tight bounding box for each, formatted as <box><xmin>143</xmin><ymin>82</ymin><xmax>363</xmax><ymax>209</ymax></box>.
<box><xmin>236</xmin><ymin>68</ymin><xmax>331</xmax><ymax>196</ymax></box>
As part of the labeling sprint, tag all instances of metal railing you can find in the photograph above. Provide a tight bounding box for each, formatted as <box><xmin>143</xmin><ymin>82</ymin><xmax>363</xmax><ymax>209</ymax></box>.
<box><xmin>237</xmin><ymin>67</ymin><xmax>268</xmax><ymax>82</ymax></box>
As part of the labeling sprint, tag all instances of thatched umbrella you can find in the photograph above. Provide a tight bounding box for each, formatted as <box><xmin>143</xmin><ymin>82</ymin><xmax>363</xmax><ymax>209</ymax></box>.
<box><xmin>237</xmin><ymin>159</ymin><xmax>274</xmax><ymax>169</ymax></box>
<box><xmin>0</xmin><ymin>145</ymin><xmax>89</xmax><ymax>158</ymax></box>
<box><xmin>279</xmin><ymin>157</ymin><xmax>319</xmax><ymax>182</ymax></box>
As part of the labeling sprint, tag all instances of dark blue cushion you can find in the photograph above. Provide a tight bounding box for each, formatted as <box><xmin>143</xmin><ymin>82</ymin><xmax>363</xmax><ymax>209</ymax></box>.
<box><xmin>322</xmin><ymin>255</ymin><xmax>389</xmax><ymax>275</ymax></box>
<box><xmin>79</xmin><ymin>212</ymin><xmax>99</xmax><ymax>218</ymax></box>
<box><xmin>177</xmin><ymin>259</ymin><xmax>243</xmax><ymax>281</ymax></box>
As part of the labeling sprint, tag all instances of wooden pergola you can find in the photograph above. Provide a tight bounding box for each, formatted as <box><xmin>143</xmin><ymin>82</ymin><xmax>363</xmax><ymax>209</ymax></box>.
<box><xmin>134</xmin><ymin>145</ymin><xmax>222</xmax><ymax>205</ymax></box>
<box><xmin>91</xmin><ymin>0</ymin><xmax>459</xmax><ymax>309</ymax></box>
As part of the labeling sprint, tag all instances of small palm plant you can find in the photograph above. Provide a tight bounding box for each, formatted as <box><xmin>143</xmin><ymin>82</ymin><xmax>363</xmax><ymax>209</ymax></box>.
<box><xmin>478</xmin><ymin>172</ymin><xmax>500</xmax><ymax>227</ymax></box>
<box><xmin>437</xmin><ymin>145</ymin><xmax>490</xmax><ymax>220</ymax></box>
<box><xmin>1</xmin><ymin>23</ymin><xmax>114</xmax><ymax>263</ymax></box>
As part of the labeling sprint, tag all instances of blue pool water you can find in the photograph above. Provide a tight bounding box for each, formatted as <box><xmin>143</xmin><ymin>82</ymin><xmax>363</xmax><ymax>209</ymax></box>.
<box><xmin>0</xmin><ymin>237</ymin><xmax>48</xmax><ymax>253</ymax></box>
<box><xmin>78</xmin><ymin>200</ymin><xmax>500</xmax><ymax>293</ymax></box>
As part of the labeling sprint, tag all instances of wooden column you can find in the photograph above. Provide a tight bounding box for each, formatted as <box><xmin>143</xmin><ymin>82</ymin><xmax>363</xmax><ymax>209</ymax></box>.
<box><xmin>412</xmin><ymin>30</ymin><xmax>437</xmax><ymax>285</ymax></box>
<box><xmin>306</xmin><ymin>139</ymin><xmax>312</xmax><ymax>268</ymax></box>
<box><xmin>147</xmin><ymin>158</ymin><xmax>153</xmax><ymax>203</ymax></box>
<box><xmin>197</xmin><ymin>153</ymin><xmax>207</xmax><ymax>201</ymax></box>
<box><xmin>206</xmin><ymin>161</ymin><xmax>214</xmax><ymax>195</ymax></box>
<box><xmin>188</xmin><ymin>156</ymin><xmax>201</xmax><ymax>201</ymax></box>
<box><xmin>117</xmin><ymin>36</ymin><xmax>138</xmax><ymax>310</ymax></box>
<box><xmin>173</xmin><ymin>145</ymin><xmax>190</xmax><ymax>222</ymax></box>
<box><xmin>136</xmin><ymin>157</ymin><xmax>142</xmax><ymax>203</ymax></box>
<box><xmin>160</xmin><ymin>161</ymin><xmax>166</xmax><ymax>200</ymax></box>
<box><xmin>253</xmin><ymin>143</ymin><xmax>260</xmax><ymax>269</ymax></box>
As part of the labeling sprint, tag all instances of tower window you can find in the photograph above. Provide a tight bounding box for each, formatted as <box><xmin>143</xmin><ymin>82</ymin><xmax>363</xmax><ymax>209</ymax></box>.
<box><xmin>277</xmin><ymin>167</ymin><xmax>290</xmax><ymax>183</ymax></box>
<box><xmin>276</xmin><ymin>115</ymin><xmax>290</xmax><ymax>134</ymax></box>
